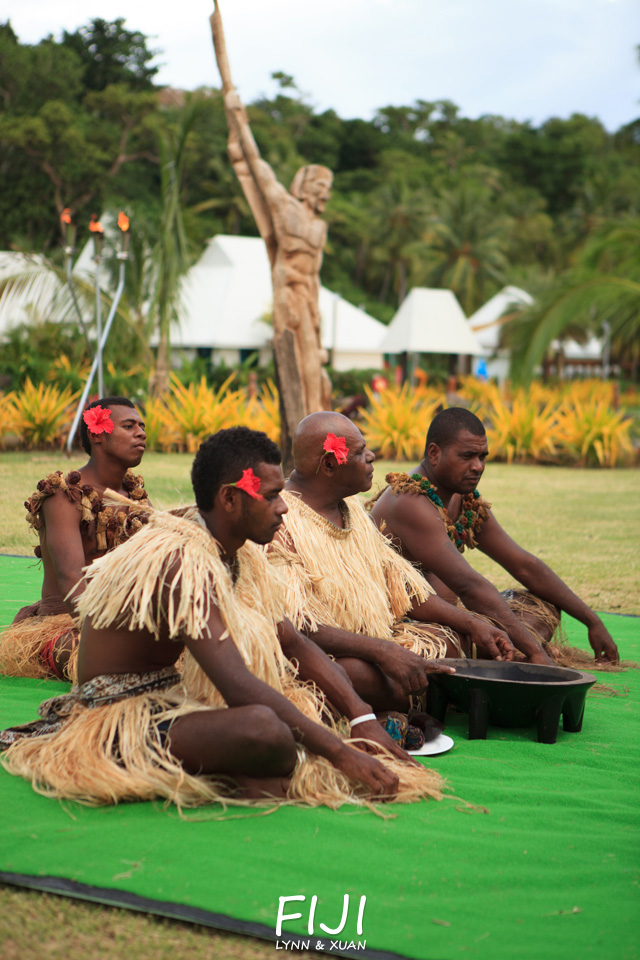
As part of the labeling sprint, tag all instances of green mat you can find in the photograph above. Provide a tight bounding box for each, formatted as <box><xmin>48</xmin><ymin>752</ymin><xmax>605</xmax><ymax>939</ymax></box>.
<box><xmin>1</xmin><ymin>555</ymin><xmax>638</xmax><ymax>960</ymax></box>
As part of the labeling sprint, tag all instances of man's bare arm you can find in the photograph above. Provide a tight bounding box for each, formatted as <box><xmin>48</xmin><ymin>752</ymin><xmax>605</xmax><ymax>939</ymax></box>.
<box><xmin>411</xmin><ymin>593</ymin><xmax>515</xmax><ymax>661</ymax></box>
<box><xmin>184</xmin><ymin>613</ymin><xmax>399</xmax><ymax>796</ymax></box>
<box><xmin>40</xmin><ymin>495</ymin><xmax>87</xmax><ymax>615</ymax></box>
<box><xmin>277</xmin><ymin>620</ymin><xmax>426</xmax><ymax>763</ymax></box>
<box><xmin>298</xmin><ymin>622</ymin><xmax>455</xmax><ymax>696</ymax></box>
<box><xmin>477</xmin><ymin>514</ymin><xmax>619</xmax><ymax>663</ymax></box>
<box><xmin>385</xmin><ymin>494</ymin><xmax>551</xmax><ymax>663</ymax></box>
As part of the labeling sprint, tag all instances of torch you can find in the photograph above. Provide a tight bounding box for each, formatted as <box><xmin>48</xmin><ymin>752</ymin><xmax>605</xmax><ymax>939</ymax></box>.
<box><xmin>60</xmin><ymin>208</ymin><xmax>93</xmax><ymax>355</ymax></box>
<box><xmin>66</xmin><ymin>212</ymin><xmax>133</xmax><ymax>454</ymax></box>
<box><xmin>89</xmin><ymin>214</ymin><xmax>105</xmax><ymax>395</ymax></box>
<box><xmin>117</xmin><ymin>211</ymin><xmax>130</xmax><ymax>257</ymax></box>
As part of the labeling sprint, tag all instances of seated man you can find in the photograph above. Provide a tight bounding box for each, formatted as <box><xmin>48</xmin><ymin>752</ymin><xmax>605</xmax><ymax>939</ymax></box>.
<box><xmin>266</xmin><ymin>412</ymin><xmax>513</xmax><ymax>713</ymax></box>
<box><xmin>0</xmin><ymin>427</ymin><xmax>438</xmax><ymax>810</ymax></box>
<box><xmin>0</xmin><ymin>397</ymin><xmax>149</xmax><ymax>682</ymax></box>
<box><xmin>370</xmin><ymin>407</ymin><xmax>619</xmax><ymax>667</ymax></box>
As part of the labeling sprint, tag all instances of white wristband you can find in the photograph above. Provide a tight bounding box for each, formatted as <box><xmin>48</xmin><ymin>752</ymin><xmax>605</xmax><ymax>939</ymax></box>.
<box><xmin>350</xmin><ymin>712</ymin><xmax>377</xmax><ymax>730</ymax></box>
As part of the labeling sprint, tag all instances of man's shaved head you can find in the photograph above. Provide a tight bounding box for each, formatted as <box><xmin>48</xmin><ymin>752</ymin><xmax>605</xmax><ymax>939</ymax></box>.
<box><xmin>292</xmin><ymin>412</ymin><xmax>363</xmax><ymax>475</ymax></box>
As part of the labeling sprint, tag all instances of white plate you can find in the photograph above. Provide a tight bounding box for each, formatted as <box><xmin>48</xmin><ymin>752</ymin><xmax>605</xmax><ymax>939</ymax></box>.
<box><xmin>407</xmin><ymin>733</ymin><xmax>454</xmax><ymax>756</ymax></box>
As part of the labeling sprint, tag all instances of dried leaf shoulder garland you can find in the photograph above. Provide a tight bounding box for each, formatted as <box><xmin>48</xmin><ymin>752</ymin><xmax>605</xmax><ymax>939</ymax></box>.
<box><xmin>24</xmin><ymin>469</ymin><xmax>149</xmax><ymax>554</ymax></box>
<box><xmin>385</xmin><ymin>472</ymin><xmax>491</xmax><ymax>552</ymax></box>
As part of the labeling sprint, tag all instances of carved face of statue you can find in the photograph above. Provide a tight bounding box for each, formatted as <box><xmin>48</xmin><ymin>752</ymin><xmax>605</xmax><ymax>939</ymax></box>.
<box><xmin>291</xmin><ymin>165</ymin><xmax>333</xmax><ymax>214</ymax></box>
<box><xmin>303</xmin><ymin>175</ymin><xmax>332</xmax><ymax>214</ymax></box>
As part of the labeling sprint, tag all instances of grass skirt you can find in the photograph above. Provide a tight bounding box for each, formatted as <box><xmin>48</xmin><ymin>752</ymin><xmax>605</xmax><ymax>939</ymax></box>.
<box><xmin>0</xmin><ymin>669</ymin><xmax>235</xmax><ymax>808</ymax></box>
<box><xmin>1</xmin><ymin>665</ymin><xmax>444</xmax><ymax>810</ymax></box>
<box><xmin>0</xmin><ymin>611</ymin><xmax>78</xmax><ymax>682</ymax></box>
<box><xmin>499</xmin><ymin>589</ymin><xmax>635</xmax><ymax>672</ymax></box>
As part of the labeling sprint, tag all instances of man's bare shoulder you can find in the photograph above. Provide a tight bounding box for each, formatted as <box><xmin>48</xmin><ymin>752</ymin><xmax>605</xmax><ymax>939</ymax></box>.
<box><xmin>371</xmin><ymin>480</ymin><xmax>444</xmax><ymax>532</ymax></box>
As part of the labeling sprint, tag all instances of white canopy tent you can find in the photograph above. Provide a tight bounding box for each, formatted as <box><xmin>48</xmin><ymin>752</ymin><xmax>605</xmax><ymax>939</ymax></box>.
<box><xmin>380</xmin><ymin>289</ymin><xmax>482</xmax><ymax>376</ymax></box>
<box><xmin>467</xmin><ymin>285</ymin><xmax>533</xmax><ymax>381</ymax></box>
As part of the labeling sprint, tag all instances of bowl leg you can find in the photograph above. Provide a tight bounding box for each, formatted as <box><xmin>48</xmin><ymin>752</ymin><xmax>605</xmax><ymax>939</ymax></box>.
<box><xmin>535</xmin><ymin>695</ymin><xmax>564</xmax><ymax>744</ymax></box>
<box><xmin>468</xmin><ymin>687</ymin><xmax>489</xmax><ymax>740</ymax></box>
<box><xmin>562</xmin><ymin>691</ymin><xmax>587</xmax><ymax>733</ymax></box>
<box><xmin>426</xmin><ymin>682</ymin><xmax>449</xmax><ymax>724</ymax></box>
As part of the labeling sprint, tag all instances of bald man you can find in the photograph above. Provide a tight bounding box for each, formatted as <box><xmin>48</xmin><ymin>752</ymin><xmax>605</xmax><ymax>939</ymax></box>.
<box><xmin>266</xmin><ymin>413</ymin><xmax>514</xmax><ymax>711</ymax></box>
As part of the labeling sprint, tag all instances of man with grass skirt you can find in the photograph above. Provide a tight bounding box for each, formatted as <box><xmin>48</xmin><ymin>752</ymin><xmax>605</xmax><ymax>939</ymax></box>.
<box><xmin>265</xmin><ymin>412</ymin><xmax>515</xmax><ymax>729</ymax></box>
<box><xmin>0</xmin><ymin>427</ymin><xmax>440</xmax><ymax>811</ymax></box>
<box><xmin>0</xmin><ymin>397</ymin><xmax>149</xmax><ymax>682</ymax></box>
<box><xmin>369</xmin><ymin>407</ymin><xmax>619</xmax><ymax>668</ymax></box>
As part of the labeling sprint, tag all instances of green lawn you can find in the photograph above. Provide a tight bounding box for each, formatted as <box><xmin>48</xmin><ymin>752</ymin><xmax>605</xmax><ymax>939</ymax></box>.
<box><xmin>0</xmin><ymin>451</ymin><xmax>638</xmax><ymax>960</ymax></box>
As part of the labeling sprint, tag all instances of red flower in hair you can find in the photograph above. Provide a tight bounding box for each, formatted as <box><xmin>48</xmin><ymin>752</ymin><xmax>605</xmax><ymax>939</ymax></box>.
<box><xmin>323</xmin><ymin>433</ymin><xmax>349</xmax><ymax>464</ymax></box>
<box><xmin>232</xmin><ymin>468</ymin><xmax>264</xmax><ymax>500</ymax></box>
<box><xmin>83</xmin><ymin>406</ymin><xmax>114</xmax><ymax>435</ymax></box>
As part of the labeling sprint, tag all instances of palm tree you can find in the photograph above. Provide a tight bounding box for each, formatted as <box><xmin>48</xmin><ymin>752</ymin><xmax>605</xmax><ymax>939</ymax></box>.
<box><xmin>368</xmin><ymin>177</ymin><xmax>431</xmax><ymax>306</ymax></box>
<box><xmin>148</xmin><ymin>92</ymin><xmax>210</xmax><ymax>396</ymax></box>
<box><xmin>502</xmin><ymin>216</ymin><xmax>640</xmax><ymax>384</ymax></box>
<box><xmin>411</xmin><ymin>183</ymin><xmax>511</xmax><ymax>314</ymax></box>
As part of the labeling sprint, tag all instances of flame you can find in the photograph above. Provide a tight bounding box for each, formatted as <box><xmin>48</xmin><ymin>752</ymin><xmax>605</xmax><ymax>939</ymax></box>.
<box><xmin>89</xmin><ymin>214</ymin><xmax>104</xmax><ymax>234</ymax></box>
<box><xmin>118</xmin><ymin>211</ymin><xmax>130</xmax><ymax>232</ymax></box>
<box><xmin>60</xmin><ymin>208</ymin><xmax>71</xmax><ymax>225</ymax></box>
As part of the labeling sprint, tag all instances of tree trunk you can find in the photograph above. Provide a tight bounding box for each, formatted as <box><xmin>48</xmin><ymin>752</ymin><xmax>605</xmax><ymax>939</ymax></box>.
<box><xmin>150</xmin><ymin>327</ymin><xmax>171</xmax><ymax>396</ymax></box>
<box><xmin>273</xmin><ymin>329</ymin><xmax>306</xmax><ymax>476</ymax></box>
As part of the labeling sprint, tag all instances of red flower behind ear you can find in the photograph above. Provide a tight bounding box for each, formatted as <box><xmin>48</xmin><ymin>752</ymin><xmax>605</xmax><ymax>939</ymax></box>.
<box><xmin>323</xmin><ymin>433</ymin><xmax>349</xmax><ymax>464</ymax></box>
<box><xmin>232</xmin><ymin>468</ymin><xmax>264</xmax><ymax>500</ymax></box>
<box><xmin>83</xmin><ymin>406</ymin><xmax>114</xmax><ymax>435</ymax></box>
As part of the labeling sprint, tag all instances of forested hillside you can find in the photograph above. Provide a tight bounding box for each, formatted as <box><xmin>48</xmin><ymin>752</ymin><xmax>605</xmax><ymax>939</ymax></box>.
<box><xmin>1</xmin><ymin>19</ymin><xmax>639</xmax><ymax>378</ymax></box>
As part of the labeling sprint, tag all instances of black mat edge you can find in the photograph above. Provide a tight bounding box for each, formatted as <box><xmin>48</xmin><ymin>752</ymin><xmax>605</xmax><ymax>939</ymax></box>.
<box><xmin>0</xmin><ymin>872</ymin><xmax>440</xmax><ymax>960</ymax></box>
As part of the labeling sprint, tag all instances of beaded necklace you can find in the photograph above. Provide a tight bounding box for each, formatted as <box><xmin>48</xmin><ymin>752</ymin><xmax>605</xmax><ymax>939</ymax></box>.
<box><xmin>385</xmin><ymin>471</ymin><xmax>491</xmax><ymax>553</ymax></box>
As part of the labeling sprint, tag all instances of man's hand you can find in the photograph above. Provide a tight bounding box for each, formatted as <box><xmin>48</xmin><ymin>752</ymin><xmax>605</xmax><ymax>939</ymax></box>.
<box><xmin>526</xmin><ymin>648</ymin><xmax>555</xmax><ymax>666</ymax></box>
<box><xmin>375</xmin><ymin>646</ymin><xmax>455</xmax><ymax>696</ymax></box>
<box><xmin>347</xmin><ymin>718</ymin><xmax>421</xmax><ymax>766</ymax></box>
<box><xmin>588</xmin><ymin>621</ymin><xmax>619</xmax><ymax>664</ymax></box>
<box><xmin>332</xmin><ymin>742</ymin><xmax>400</xmax><ymax>799</ymax></box>
<box><xmin>466</xmin><ymin>619</ymin><xmax>516</xmax><ymax>661</ymax></box>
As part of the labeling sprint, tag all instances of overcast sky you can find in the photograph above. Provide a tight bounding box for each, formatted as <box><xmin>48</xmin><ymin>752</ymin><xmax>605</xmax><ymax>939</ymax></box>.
<box><xmin>9</xmin><ymin>0</ymin><xmax>639</xmax><ymax>131</ymax></box>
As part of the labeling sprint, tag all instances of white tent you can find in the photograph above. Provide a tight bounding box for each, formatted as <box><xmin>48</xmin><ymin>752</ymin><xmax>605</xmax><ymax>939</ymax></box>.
<box><xmin>380</xmin><ymin>288</ymin><xmax>482</xmax><ymax>357</ymax></box>
<box><xmin>467</xmin><ymin>286</ymin><xmax>533</xmax><ymax>353</ymax></box>
<box><xmin>172</xmin><ymin>235</ymin><xmax>387</xmax><ymax>371</ymax></box>
<box><xmin>467</xmin><ymin>285</ymin><xmax>533</xmax><ymax>381</ymax></box>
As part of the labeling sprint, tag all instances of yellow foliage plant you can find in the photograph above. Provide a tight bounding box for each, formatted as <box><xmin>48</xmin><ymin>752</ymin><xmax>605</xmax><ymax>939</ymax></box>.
<box><xmin>558</xmin><ymin>379</ymin><xmax>616</xmax><ymax>405</ymax></box>
<box><xmin>10</xmin><ymin>379</ymin><xmax>79</xmax><ymax>448</ymax></box>
<box><xmin>141</xmin><ymin>395</ymin><xmax>181</xmax><ymax>453</ymax></box>
<box><xmin>360</xmin><ymin>383</ymin><xmax>444</xmax><ymax>461</ymax></box>
<box><xmin>0</xmin><ymin>392</ymin><xmax>18</xmax><ymax>448</ymax></box>
<box><xmin>555</xmin><ymin>399</ymin><xmax>634</xmax><ymax>468</ymax></box>
<box><xmin>484</xmin><ymin>386</ymin><xmax>560</xmax><ymax>464</ymax></box>
<box><xmin>241</xmin><ymin>379</ymin><xmax>281</xmax><ymax>444</ymax></box>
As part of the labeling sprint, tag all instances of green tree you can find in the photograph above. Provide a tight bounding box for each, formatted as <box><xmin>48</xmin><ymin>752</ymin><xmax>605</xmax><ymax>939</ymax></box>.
<box><xmin>61</xmin><ymin>18</ymin><xmax>159</xmax><ymax>91</ymax></box>
<box><xmin>368</xmin><ymin>177</ymin><xmax>431</xmax><ymax>305</ymax></box>
<box><xmin>411</xmin><ymin>183</ymin><xmax>510</xmax><ymax>314</ymax></box>
<box><xmin>149</xmin><ymin>92</ymin><xmax>211</xmax><ymax>396</ymax></box>
<box><xmin>0</xmin><ymin>21</ymin><xmax>158</xmax><ymax>249</ymax></box>
<box><xmin>503</xmin><ymin>217</ymin><xmax>640</xmax><ymax>384</ymax></box>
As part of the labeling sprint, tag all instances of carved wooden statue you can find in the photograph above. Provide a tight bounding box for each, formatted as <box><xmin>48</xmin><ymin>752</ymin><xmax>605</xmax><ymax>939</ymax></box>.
<box><xmin>211</xmin><ymin>1</ymin><xmax>333</xmax><ymax>466</ymax></box>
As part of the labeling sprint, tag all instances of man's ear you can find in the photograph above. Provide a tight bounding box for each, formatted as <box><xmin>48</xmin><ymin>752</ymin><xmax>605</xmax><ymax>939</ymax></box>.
<box><xmin>88</xmin><ymin>431</ymin><xmax>104</xmax><ymax>450</ymax></box>
<box><xmin>426</xmin><ymin>441</ymin><xmax>441</xmax><ymax>466</ymax></box>
<box><xmin>318</xmin><ymin>453</ymin><xmax>335</xmax><ymax>476</ymax></box>
<box><xmin>218</xmin><ymin>484</ymin><xmax>239</xmax><ymax>513</ymax></box>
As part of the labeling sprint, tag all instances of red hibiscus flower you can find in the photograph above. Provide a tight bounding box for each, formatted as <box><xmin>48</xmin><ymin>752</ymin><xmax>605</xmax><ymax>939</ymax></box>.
<box><xmin>323</xmin><ymin>433</ymin><xmax>349</xmax><ymax>464</ymax></box>
<box><xmin>83</xmin><ymin>406</ymin><xmax>114</xmax><ymax>435</ymax></box>
<box><xmin>233</xmin><ymin>468</ymin><xmax>263</xmax><ymax>500</ymax></box>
